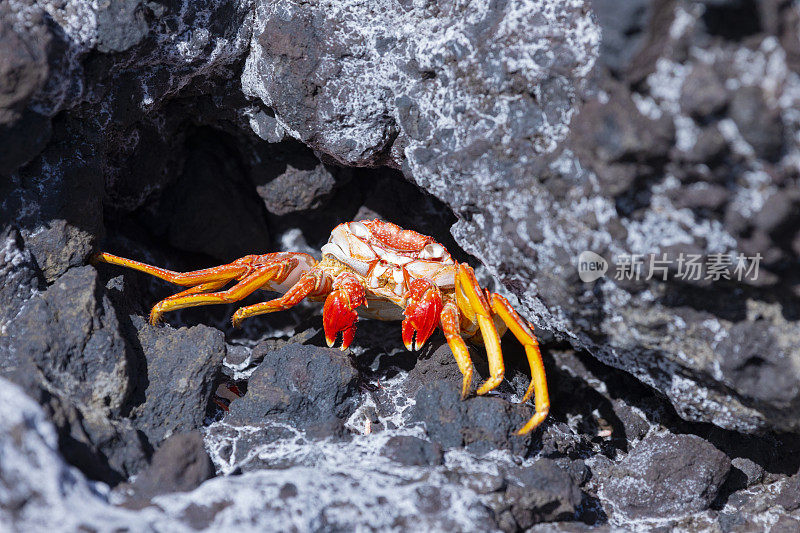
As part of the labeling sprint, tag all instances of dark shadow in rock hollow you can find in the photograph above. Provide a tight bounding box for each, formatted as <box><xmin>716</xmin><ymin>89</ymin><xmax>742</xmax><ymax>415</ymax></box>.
<box><xmin>702</xmin><ymin>0</ymin><xmax>762</xmax><ymax>40</ymax></box>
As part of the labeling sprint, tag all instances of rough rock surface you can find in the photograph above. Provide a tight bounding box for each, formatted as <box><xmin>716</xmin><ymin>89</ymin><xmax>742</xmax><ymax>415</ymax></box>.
<box><xmin>243</xmin><ymin>0</ymin><xmax>597</xmax><ymax>167</ymax></box>
<box><xmin>412</xmin><ymin>380</ymin><xmax>537</xmax><ymax>456</ymax></box>
<box><xmin>240</xmin><ymin>0</ymin><xmax>800</xmax><ymax>437</ymax></box>
<box><xmin>227</xmin><ymin>344</ymin><xmax>360</xmax><ymax>437</ymax></box>
<box><xmin>2</xmin><ymin>0</ymin><xmax>800</xmax><ymax>531</ymax></box>
<box><xmin>601</xmin><ymin>433</ymin><xmax>731</xmax><ymax>519</ymax></box>
<box><xmin>128</xmin><ymin>318</ymin><xmax>226</xmax><ymax>445</ymax></box>
<box><xmin>484</xmin><ymin>459</ymin><xmax>584</xmax><ymax>529</ymax></box>
<box><xmin>3</xmin><ymin>266</ymin><xmax>133</xmax><ymax>415</ymax></box>
<box><xmin>122</xmin><ymin>431</ymin><xmax>215</xmax><ymax>508</ymax></box>
<box><xmin>381</xmin><ymin>435</ymin><xmax>444</xmax><ymax>467</ymax></box>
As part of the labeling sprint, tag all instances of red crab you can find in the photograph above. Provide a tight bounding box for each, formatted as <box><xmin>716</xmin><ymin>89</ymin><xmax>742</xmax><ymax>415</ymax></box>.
<box><xmin>93</xmin><ymin>220</ymin><xmax>549</xmax><ymax>434</ymax></box>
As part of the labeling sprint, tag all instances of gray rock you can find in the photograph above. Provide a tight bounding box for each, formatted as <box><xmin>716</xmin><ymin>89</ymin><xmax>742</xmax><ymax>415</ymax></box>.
<box><xmin>242</xmin><ymin>0</ymin><xmax>598</xmax><ymax>167</ymax></box>
<box><xmin>123</xmin><ymin>431</ymin><xmax>215</xmax><ymax>508</ymax></box>
<box><xmin>251</xmin><ymin>140</ymin><xmax>351</xmax><ymax>216</ymax></box>
<box><xmin>680</xmin><ymin>65</ymin><xmax>728</xmax><ymax>118</ymax></box>
<box><xmin>2</xmin><ymin>137</ymin><xmax>105</xmax><ymax>282</ymax></box>
<box><xmin>411</xmin><ymin>380</ymin><xmax>536</xmax><ymax>456</ymax></box>
<box><xmin>381</xmin><ymin>435</ymin><xmax>444</xmax><ymax>467</ymax></box>
<box><xmin>591</xmin><ymin>0</ymin><xmax>652</xmax><ymax>73</ymax></box>
<box><xmin>730</xmin><ymin>85</ymin><xmax>785</xmax><ymax>161</ymax></box>
<box><xmin>129</xmin><ymin>317</ymin><xmax>226</xmax><ymax>446</ymax></box>
<box><xmin>226</xmin><ymin>344</ymin><xmax>360</xmax><ymax>437</ymax></box>
<box><xmin>0</xmin><ymin>227</ymin><xmax>42</xmax><ymax>332</ymax></box>
<box><xmin>94</xmin><ymin>0</ymin><xmax>149</xmax><ymax>54</ymax></box>
<box><xmin>3</xmin><ymin>266</ymin><xmax>133</xmax><ymax>415</ymax></box>
<box><xmin>730</xmin><ymin>457</ymin><xmax>764</xmax><ymax>487</ymax></box>
<box><xmin>237</xmin><ymin>0</ymin><xmax>800</xmax><ymax>438</ymax></box>
<box><xmin>716</xmin><ymin>321</ymin><xmax>800</xmax><ymax>409</ymax></box>
<box><xmin>484</xmin><ymin>459</ymin><xmax>583</xmax><ymax>530</ymax></box>
<box><xmin>0</xmin><ymin>376</ymin><xmax>504</xmax><ymax>531</ymax></box>
<box><xmin>0</xmin><ymin>378</ymin><xmax>140</xmax><ymax>530</ymax></box>
<box><xmin>754</xmin><ymin>191</ymin><xmax>800</xmax><ymax>237</ymax></box>
<box><xmin>0</xmin><ymin>265</ymin><xmax>150</xmax><ymax>483</ymax></box>
<box><xmin>776</xmin><ymin>474</ymin><xmax>800</xmax><ymax>512</ymax></box>
<box><xmin>0</xmin><ymin>2</ymin><xmax>52</xmax><ymax>176</ymax></box>
<box><xmin>602</xmin><ymin>433</ymin><xmax>731</xmax><ymax>518</ymax></box>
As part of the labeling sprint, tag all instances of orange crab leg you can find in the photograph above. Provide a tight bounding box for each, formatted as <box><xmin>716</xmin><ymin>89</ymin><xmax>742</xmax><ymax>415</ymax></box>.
<box><xmin>456</xmin><ymin>264</ymin><xmax>504</xmax><ymax>395</ymax></box>
<box><xmin>92</xmin><ymin>252</ymin><xmax>251</xmax><ymax>286</ymax></box>
<box><xmin>489</xmin><ymin>294</ymin><xmax>549</xmax><ymax>435</ymax></box>
<box><xmin>148</xmin><ymin>264</ymin><xmax>286</xmax><ymax>324</ymax></box>
<box><xmin>231</xmin><ymin>269</ymin><xmax>332</xmax><ymax>327</ymax></box>
<box><xmin>323</xmin><ymin>271</ymin><xmax>367</xmax><ymax>350</ymax></box>
<box><xmin>440</xmin><ymin>301</ymin><xmax>474</xmax><ymax>399</ymax></box>
<box><xmin>402</xmin><ymin>278</ymin><xmax>444</xmax><ymax>351</ymax></box>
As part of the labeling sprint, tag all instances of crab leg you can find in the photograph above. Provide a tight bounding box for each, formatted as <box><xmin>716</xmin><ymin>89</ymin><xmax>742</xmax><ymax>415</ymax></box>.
<box><xmin>456</xmin><ymin>264</ymin><xmax>505</xmax><ymax>395</ymax></box>
<box><xmin>489</xmin><ymin>294</ymin><xmax>549</xmax><ymax>435</ymax></box>
<box><xmin>231</xmin><ymin>269</ymin><xmax>331</xmax><ymax>327</ymax></box>
<box><xmin>440</xmin><ymin>301</ymin><xmax>474</xmax><ymax>399</ymax></box>
<box><xmin>323</xmin><ymin>271</ymin><xmax>367</xmax><ymax>350</ymax></box>
<box><xmin>166</xmin><ymin>280</ymin><xmax>229</xmax><ymax>299</ymax></box>
<box><xmin>93</xmin><ymin>252</ymin><xmax>253</xmax><ymax>286</ymax></box>
<box><xmin>147</xmin><ymin>264</ymin><xmax>285</xmax><ymax>324</ymax></box>
<box><xmin>93</xmin><ymin>252</ymin><xmax>313</xmax><ymax>325</ymax></box>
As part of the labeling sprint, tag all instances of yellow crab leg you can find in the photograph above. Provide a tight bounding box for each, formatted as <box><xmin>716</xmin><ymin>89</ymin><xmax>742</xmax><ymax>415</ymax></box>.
<box><xmin>456</xmin><ymin>264</ymin><xmax>504</xmax><ymax>395</ymax></box>
<box><xmin>148</xmin><ymin>264</ymin><xmax>286</xmax><ymax>325</ymax></box>
<box><xmin>440</xmin><ymin>301</ymin><xmax>474</xmax><ymax>399</ymax></box>
<box><xmin>165</xmin><ymin>280</ymin><xmax>229</xmax><ymax>299</ymax></box>
<box><xmin>489</xmin><ymin>293</ymin><xmax>549</xmax><ymax>435</ymax></box>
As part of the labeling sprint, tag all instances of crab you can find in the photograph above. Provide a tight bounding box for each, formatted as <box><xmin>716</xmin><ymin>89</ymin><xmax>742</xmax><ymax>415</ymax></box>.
<box><xmin>93</xmin><ymin>219</ymin><xmax>549</xmax><ymax>435</ymax></box>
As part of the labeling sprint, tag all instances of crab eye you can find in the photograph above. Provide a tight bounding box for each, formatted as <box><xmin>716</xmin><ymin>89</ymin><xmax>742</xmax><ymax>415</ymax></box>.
<box><xmin>349</xmin><ymin>221</ymin><xmax>370</xmax><ymax>239</ymax></box>
<box><xmin>420</xmin><ymin>243</ymin><xmax>445</xmax><ymax>259</ymax></box>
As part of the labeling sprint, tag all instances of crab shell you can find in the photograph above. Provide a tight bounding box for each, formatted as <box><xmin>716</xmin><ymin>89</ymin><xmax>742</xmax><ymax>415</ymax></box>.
<box><xmin>320</xmin><ymin>220</ymin><xmax>457</xmax><ymax>320</ymax></box>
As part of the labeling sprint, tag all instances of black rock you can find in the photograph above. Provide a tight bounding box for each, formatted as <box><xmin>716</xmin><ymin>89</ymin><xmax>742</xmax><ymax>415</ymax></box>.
<box><xmin>381</xmin><ymin>435</ymin><xmax>444</xmax><ymax>466</ymax></box>
<box><xmin>0</xmin><ymin>265</ymin><xmax>149</xmax><ymax>483</ymax></box>
<box><xmin>226</xmin><ymin>344</ymin><xmax>360</xmax><ymax>438</ymax></box>
<box><xmin>3</xmin><ymin>266</ymin><xmax>133</xmax><ymax>415</ymax></box>
<box><xmin>411</xmin><ymin>380</ymin><xmax>536</xmax><ymax>456</ymax></box>
<box><xmin>603</xmin><ymin>433</ymin><xmax>731</xmax><ymax>518</ymax></box>
<box><xmin>46</xmin><ymin>394</ymin><xmax>150</xmax><ymax>483</ymax></box>
<box><xmin>124</xmin><ymin>431</ymin><xmax>215</xmax><ymax>508</ymax></box>
<box><xmin>483</xmin><ymin>459</ymin><xmax>583</xmax><ymax>530</ymax></box>
<box><xmin>128</xmin><ymin>317</ymin><xmax>226</xmax><ymax>446</ymax></box>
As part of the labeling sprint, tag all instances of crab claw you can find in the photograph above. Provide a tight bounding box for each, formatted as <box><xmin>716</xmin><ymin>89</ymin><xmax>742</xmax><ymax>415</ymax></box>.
<box><xmin>323</xmin><ymin>272</ymin><xmax>366</xmax><ymax>350</ymax></box>
<box><xmin>402</xmin><ymin>279</ymin><xmax>443</xmax><ymax>351</ymax></box>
